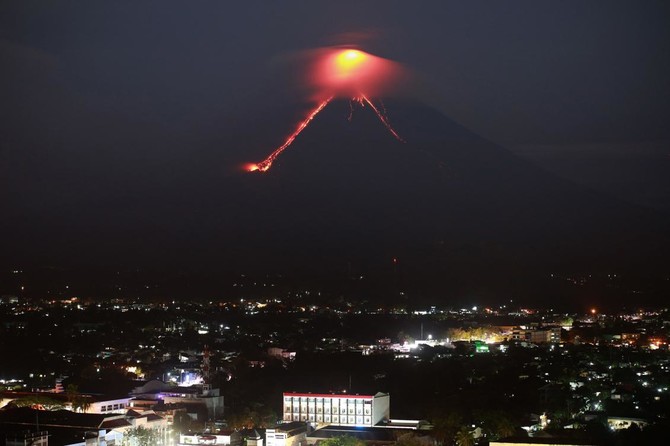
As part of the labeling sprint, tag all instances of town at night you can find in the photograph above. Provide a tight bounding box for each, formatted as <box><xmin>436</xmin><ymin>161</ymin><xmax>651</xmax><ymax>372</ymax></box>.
<box><xmin>2</xmin><ymin>1</ymin><xmax>670</xmax><ymax>445</ymax></box>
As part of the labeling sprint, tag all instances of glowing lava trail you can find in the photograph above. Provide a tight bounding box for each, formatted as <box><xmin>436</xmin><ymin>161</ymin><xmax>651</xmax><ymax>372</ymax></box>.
<box><xmin>359</xmin><ymin>94</ymin><xmax>405</xmax><ymax>143</ymax></box>
<box><xmin>247</xmin><ymin>96</ymin><xmax>333</xmax><ymax>172</ymax></box>
<box><xmin>246</xmin><ymin>48</ymin><xmax>409</xmax><ymax>172</ymax></box>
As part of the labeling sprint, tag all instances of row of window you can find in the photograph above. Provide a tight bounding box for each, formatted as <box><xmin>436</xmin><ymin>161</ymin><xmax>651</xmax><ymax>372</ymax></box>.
<box><xmin>284</xmin><ymin>401</ymin><xmax>372</xmax><ymax>409</ymax></box>
<box><xmin>284</xmin><ymin>413</ymin><xmax>372</xmax><ymax>425</ymax></box>
<box><xmin>100</xmin><ymin>403</ymin><xmax>125</xmax><ymax>412</ymax></box>
<box><xmin>285</xmin><ymin>397</ymin><xmax>370</xmax><ymax>404</ymax></box>
<box><xmin>285</xmin><ymin>406</ymin><xmax>370</xmax><ymax>415</ymax></box>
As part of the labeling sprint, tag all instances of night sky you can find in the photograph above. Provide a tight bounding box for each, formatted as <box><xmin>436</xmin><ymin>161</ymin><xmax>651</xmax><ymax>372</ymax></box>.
<box><xmin>2</xmin><ymin>1</ymin><xmax>669</xmax><ymax>299</ymax></box>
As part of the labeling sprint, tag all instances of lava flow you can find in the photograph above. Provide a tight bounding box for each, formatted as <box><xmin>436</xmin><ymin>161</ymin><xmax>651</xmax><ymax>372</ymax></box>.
<box><xmin>246</xmin><ymin>97</ymin><xmax>333</xmax><ymax>172</ymax></box>
<box><xmin>246</xmin><ymin>48</ymin><xmax>406</xmax><ymax>173</ymax></box>
<box><xmin>358</xmin><ymin>94</ymin><xmax>405</xmax><ymax>143</ymax></box>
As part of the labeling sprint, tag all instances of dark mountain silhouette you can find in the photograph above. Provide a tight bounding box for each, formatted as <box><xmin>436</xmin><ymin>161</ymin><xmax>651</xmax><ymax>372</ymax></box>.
<box><xmin>3</xmin><ymin>98</ymin><xmax>668</xmax><ymax>303</ymax></box>
<box><xmin>222</xmin><ymin>99</ymin><xmax>669</xmax><ymax>271</ymax></box>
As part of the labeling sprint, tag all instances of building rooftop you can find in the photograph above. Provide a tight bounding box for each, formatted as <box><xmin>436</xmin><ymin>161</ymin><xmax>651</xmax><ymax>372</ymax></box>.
<box><xmin>99</xmin><ymin>417</ymin><xmax>132</xmax><ymax>429</ymax></box>
<box><xmin>309</xmin><ymin>425</ymin><xmax>415</xmax><ymax>443</ymax></box>
<box><xmin>283</xmin><ymin>392</ymin><xmax>388</xmax><ymax>399</ymax></box>
<box><xmin>0</xmin><ymin>407</ymin><xmax>107</xmax><ymax>429</ymax></box>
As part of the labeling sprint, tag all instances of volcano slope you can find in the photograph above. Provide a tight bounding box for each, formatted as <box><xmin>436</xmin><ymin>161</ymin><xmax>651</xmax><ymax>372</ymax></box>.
<box><xmin>6</xmin><ymin>98</ymin><xmax>668</xmax><ymax>302</ymax></box>
<box><xmin>225</xmin><ymin>99</ymin><xmax>667</xmax><ymax>278</ymax></box>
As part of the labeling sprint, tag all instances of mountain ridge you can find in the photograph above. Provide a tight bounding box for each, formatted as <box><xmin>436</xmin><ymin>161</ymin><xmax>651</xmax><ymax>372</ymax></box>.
<box><xmin>3</xmin><ymin>98</ymin><xmax>668</xmax><ymax>299</ymax></box>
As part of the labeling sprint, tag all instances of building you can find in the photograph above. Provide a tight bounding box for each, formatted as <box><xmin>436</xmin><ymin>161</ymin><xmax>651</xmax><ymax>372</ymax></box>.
<box><xmin>511</xmin><ymin>327</ymin><xmax>561</xmax><ymax>344</ymax></box>
<box><xmin>0</xmin><ymin>391</ymin><xmax>132</xmax><ymax>416</ymax></box>
<box><xmin>5</xmin><ymin>431</ymin><xmax>49</xmax><ymax>446</ymax></box>
<box><xmin>159</xmin><ymin>388</ymin><xmax>223</xmax><ymax>420</ymax></box>
<box><xmin>131</xmin><ymin>380</ymin><xmax>223</xmax><ymax>420</ymax></box>
<box><xmin>244</xmin><ymin>429</ymin><xmax>263</xmax><ymax>446</ymax></box>
<box><xmin>179</xmin><ymin>430</ymin><xmax>241</xmax><ymax>446</ymax></box>
<box><xmin>282</xmin><ymin>393</ymin><xmax>389</xmax><ymax>427</ymax></box>
<box><xmin>307</xmin><ymin>426</ymin><xmax>410</xmax><ymax>446</ymax></box>
<box><xmin>607</xmin><ymin>416</ymin><xmax>648</xmax><ymax>431</ymax></box>
<box><xmin>265</xmin><ymin>422</ymin><xmax>308</xmax><ymax>446</ymax></box>
<box><xmin>89</xmin><ymin>397</ymin><xmax>133</xmax><ymax>415</ymax></box>
<box><xmin>267</xmin><ymin>348</ymin><xmax>296</xmax><ymax>362</ymax></box>
<box><xmin>0</xmin><ymin>407</ymin><xmax>169</xmax><ymax>446</ymax></box>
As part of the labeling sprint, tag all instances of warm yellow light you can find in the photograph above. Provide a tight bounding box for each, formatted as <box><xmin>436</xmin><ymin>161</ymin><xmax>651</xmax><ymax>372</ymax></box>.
<box><xmin>335</xmin><ymin>49</ymin><xmax>366</xmax><ymax>71</ymax></box>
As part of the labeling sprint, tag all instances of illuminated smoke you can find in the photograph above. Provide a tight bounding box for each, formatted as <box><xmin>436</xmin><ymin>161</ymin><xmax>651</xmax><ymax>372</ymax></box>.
<box><xmin>246</xmin><ymin>48</ymin><xmax>406</xmax><ymax>173</ymax></box>
<box><xmin>308</xmin><ymin>48</ymin><xmax>406</xmax><ymax>99</ymax></box>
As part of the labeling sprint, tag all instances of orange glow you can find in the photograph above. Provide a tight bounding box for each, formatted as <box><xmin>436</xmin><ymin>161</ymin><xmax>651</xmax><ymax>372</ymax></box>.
<box><xmin>307</xmin><ymin>47</ymin><xmax>404</xmax><ymax>99</ymax></box>
<box><xmin>247</xmin><ymin>94</ymin><xmax>403</xmax><ymax>173</ymax></box>
<box><xmin>245</xmin><ymin>47</ymin><xmax>408</xmax><ymax>173</ymax></box>
<box><xmin>591</xmin><ymin>308</ymin><xmax>597</xmax><ymax>315</ymax></box>
<box><xmin>248</xmin><ymin>97</ymin><xmax>333</xmax><ymax>172</ymax></box>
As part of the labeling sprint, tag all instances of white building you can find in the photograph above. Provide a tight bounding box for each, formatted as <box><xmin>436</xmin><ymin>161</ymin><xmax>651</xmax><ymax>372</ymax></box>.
<box><xmin>91</xmin><ymin>396</ymin><xmax>133</xmax><ymax>415</ymax></box>
<box><xmin>265</xmin><ymin>422</ymin><xmax>308</xmax><ymax>446</ymax></box>
<box><xmin>282</xmin><ymin>392</ymin><xmax>390</xmax><ymax>427</ymax></box>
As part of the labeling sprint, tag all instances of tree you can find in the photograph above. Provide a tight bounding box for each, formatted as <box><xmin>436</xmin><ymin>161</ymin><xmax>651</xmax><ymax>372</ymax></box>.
<box><xmin>318</xmin><ymin>435</ymin><xmax>365</xmax><ymax>446</ymax></box>
<box><xmin>560</xmin><ymin>316</ymin><xmax>574</xmax><ymax>328</ymax></box>
<box><xmin>65</xmin><ymin>384</ymin><xmax>92</xmax><ymax>413</ymax></box>
<box><xmin>397</xmin><ymin>331</ymin><xmax>414</xmax><ymax>344</ymax></box>
<box><xmin>226</xmin><ymin>403</ymin><xmax>277</xmax><ymax>429</ymax></box>
<box><xmin>77</xmin><ymin>396</ymin><xmax>92</xmax><ymax>413</ymax></box>
<box><xmin>494</xmin><ymin>416</ymin><xmax>516</xmax><ymax>439</ymax></box>
<box><xmin>122</xmin><ymin>426</ymin><xmax>159</xmax><ymax>446</ymax></box>
<box><xmin>431</xmin><ymin>411</ymin><xmax>463</xmax><ymax>445</ymax></box>
<box><xmin>478</xmin><ymin>410</ymin><xmax>516</xmax><ymax>440</ymax></box>
<box><xmin>11</xmin><ymin>396</ymin><xmax>65</xmax><ymax>411</ymax></box>
<box><xmin>65</xmin><ymin>384</ymin><xmax>79</xmax><ymax>405</ymax></box>
<box><xmin>454</xmin><ymin>427</ymin><xmax>474</xmax><ymax>446</ymax></box>
<box><xmin>395</xmin><ymin>433</ymin><xmax>431</xmax><ymax>446</ymax></box>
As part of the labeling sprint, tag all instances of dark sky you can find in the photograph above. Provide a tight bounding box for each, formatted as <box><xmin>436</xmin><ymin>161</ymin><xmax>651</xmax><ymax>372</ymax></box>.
<box><xmin>2</xmin><ymin>1</ymin><xmax>670</xmax><ymax>278</ymax></box>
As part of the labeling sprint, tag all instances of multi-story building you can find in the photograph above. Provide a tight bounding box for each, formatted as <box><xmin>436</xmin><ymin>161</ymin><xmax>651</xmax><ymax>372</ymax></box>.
<box><xmin>282</xmin><ymin>393</ymin><xmax>390</xmax><ymax>427</ymax></box>
<box><xmin>511</xmin><ymin>327</ymin><xmax>561</xmax><ymax>344</ymax></box>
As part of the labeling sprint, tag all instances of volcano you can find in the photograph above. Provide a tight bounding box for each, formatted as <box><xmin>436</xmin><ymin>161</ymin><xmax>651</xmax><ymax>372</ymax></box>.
<box><xmin>5</xmin><ymin>98</ymin><xmax>669</xmax><ymax>301</ymax></box>
<box><xmin>223</xmin><ymin>99</ymin><xmax>669</xmax><ymax>274</ymax></box>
